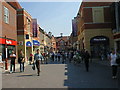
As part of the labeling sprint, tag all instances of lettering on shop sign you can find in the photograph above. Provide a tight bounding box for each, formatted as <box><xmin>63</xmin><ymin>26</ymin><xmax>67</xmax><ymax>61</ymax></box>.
<box><xmin>93</xmin><ymin>38</ymin><xmax>106</xmax><ymax>41</ymax></box>
<box><xmin>6</xmin><ymin>40</ymin><xmax>12</xmax><ymax>44</ymax></box>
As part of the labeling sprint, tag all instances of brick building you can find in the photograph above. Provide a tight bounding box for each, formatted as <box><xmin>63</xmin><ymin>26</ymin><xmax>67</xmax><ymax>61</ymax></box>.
<box><xmin>56</xmin><ymin>36</ymin><xmax>70</xmax><ymax>52</ymax></box>
<box><xmin>111</xmin><ymin>2</ymin><xmax>120</xmax><ymax>53</ymax></box>
<box><xmin>17</xmin><ymin>8</ymin><xmax>33</xmax><ymax>61</ymax></box>
<box><xmin>76</xmin><ymin>2</ymin><xmax>114</xmax><ymax>58</ymax></box>
<box><xmin>51</xmin><ymin>35</ymin><xmax>57</xmax><ymax>52</ymax></box>
<box><xmin>0</xmin><ymin>1</ymin><xmax>17</xmax><ymax>59</ymax></box>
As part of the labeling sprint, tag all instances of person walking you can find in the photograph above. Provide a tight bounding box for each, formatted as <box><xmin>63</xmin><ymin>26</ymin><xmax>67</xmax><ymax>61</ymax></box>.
<box><xmin>18</xmin><ymin>50</ymin><xmax>25</xmax><ymax>72</ymax></box>
<box><xmin>29</xmin><ymin>53</ymin><xmax>33</xmax><ymax>65</ymax></box>
<box><xmin>10</xmin><ymin>50</ymin><xmax>16</xmax><ymax>73</ymax></box>
<box><xmin>0</xmin><ymin>53</ymin><xmax>3</xmax><ymax>68</ymax></box>
<box><xmin>58</xmin><ymin>53</ymin><xmax>61</xmax><ymax>62</ymax></box>
<box><xmin>84</xmin><ymin>50</ymin><xmax>90</xmax><ymax>72</ymax></box>
<box><xmin>55</xmin><ymin>52</ymin><xmax>58</xmax><ymax>61</ymax></box>
<box><xmin>51</xmin><ymin>52</ymin><xmax>54</xmax><ymax>62</ymax></box>
<box><xmin>109</xmin><ymin>49</ymin><xmax>118</xmax><ymax>79</ymax></box>
<box><xmin>34</xmin><ymin>49</ymin><xmax>43</xmax><ymax>76</ymax></box>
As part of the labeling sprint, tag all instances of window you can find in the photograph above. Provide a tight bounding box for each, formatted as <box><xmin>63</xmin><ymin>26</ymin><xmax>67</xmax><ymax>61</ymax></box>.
<box><xmin>92</xmin><ymin>8</ymin><xmax>104</xmax><ymax>23</ymax></box>
<box><xmin>27</xmin><ymin>18</ymin><xmax>31</xmax><ymax>32</ymax></box>
<box><xmin>4</xmin><ymin>6</ymin><xmax>9</xmax><ymax>24</ymax></box>
<box><xmin>26</xmin><ymin>34</ymin><xmax>29</xmax><ymax>39</ymax></box>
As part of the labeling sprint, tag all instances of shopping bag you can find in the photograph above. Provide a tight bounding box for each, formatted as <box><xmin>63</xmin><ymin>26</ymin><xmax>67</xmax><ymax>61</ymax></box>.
<box><xmin>32</xmin><ymin>63</ymin><xmax>35</xmax><ymax>70</ymax></box>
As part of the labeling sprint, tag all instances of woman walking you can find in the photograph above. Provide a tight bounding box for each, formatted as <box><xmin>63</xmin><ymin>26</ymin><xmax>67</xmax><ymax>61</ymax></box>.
<box><xmin>18</xmin><ymin>50</ymin><xmax>25</xmax><ymax>72</ymax></box>
<box><xmin>109</xmin><ymin>49</ymin><xmax>118</xmax><ymax>79</ymax></box>
<box><xmin>34</xmin><ymin>49</ymin><xmax>43</xmax><ymax>76</ymax></box>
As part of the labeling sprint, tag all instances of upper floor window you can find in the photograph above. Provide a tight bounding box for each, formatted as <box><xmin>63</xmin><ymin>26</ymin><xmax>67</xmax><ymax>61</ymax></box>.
<box><xmin>26</xmin><ymin>34</ymin><xmax>29</xmax><ymax>39</ymax></box>
<box><xmin>92</xmin><ymin>7</ymin><xmax>104</xmax><ymax>23</ymax></box>
<box><xmin>4</xmin><ymin>6</ymin><xmax>9</xmax><ymax>24</ymax></box>
<box><xmin>27</xmin><ymin>18</ymin><xmax>31</xmax><ymax>32</ymax></box>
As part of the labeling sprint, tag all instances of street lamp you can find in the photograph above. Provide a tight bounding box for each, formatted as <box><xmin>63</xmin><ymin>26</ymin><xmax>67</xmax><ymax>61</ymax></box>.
<box><xmin>5</xmin><ymin>35</ymin><xmax>8</xmax><ymax>70</ymax></box>
<box><xmin>60</xmin><ymin>33</ymin><xmax>63</xmax><ymax>37</ymax></box>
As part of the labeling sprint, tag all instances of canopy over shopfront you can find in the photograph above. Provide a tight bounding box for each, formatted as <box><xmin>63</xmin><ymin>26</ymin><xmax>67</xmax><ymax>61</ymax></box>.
<box><xmin>26</xmin><ymin>41</ymin><xmax>32</xmax><ymax>47</ymax></box>
<box><xmin>33</xmin><ymin>40</ymin><xmax>40</xmax><ymax>46</ymax></box>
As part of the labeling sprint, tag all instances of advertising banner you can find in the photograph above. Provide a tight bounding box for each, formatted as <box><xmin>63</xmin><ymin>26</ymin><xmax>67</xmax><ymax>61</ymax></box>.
<box><xmin>72</xmin><ymin>19</ymin><xmax>78</xmax><ymax>37</ymax></box>
<box><xmin>32</xmin><ymin>19</ymin><xmax>37</xmax><ymax>37</ymax></box>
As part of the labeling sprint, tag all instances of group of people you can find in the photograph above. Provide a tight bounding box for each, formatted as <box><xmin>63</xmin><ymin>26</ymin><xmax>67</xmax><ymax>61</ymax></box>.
<box><xmin>1</xmin><ymin>48</ymin><xmax>120</xmax><ymax>78</ymax></box>
<box><xmin>49</xmin><ymin>49</ymin><xmax>91</xmax><ymax>72</ymax></box>
<box><xmin>7</xmin><ymin>49</ymin><xmax>43</xmax><ymax>76</ymax></box>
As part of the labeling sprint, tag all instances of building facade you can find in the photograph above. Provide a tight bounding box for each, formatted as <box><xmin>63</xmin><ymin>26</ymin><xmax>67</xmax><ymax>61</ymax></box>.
<box><xmin>76</xmin><ymin>2</ymin><xmax>114</xmax><ymax>58</ymax></box>
<box><xmin>56</xmin><ymin>36</ymin><xmax>70</xmax><ymax>52</ymax></box>
<box><xmin>51</xmin><ymin>35</ymin><xmax>57</xmax><ymax>52</ymax></box>
<box><xmin>111</xmin><ymin>2</ymin><xmax>120</xmax><ymax>53</ymax></box>
<box><xmin>0</xmin><ymin>1</ymin><xmax>17</xmax><ymax>60</ymax></box>
<box><xmin>17</xmin><ymin>8</ymin><xmax>33</xmax><ymax>61</ymax></box>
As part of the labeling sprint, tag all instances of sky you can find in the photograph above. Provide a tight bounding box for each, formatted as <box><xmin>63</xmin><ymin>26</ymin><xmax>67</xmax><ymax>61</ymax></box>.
<box><xmin>19</xmin><ymin>2</ymin><xmax>81</xmax><ymax>37</ymax></box>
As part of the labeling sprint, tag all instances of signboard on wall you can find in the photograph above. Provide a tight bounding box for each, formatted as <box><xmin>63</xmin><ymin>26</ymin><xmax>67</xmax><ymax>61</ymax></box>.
<box><xmin>18</xmin><ymin>41</ymin><xmax>23</xmax><ymax>45</ymax></box>
<box><xmin>32</xmin><ymin>19</ymin><xmax>37</xmax><ymax>37</ymax></box>
<box><xmin>0</xmin><ymin>38</ymin><xmax>17</xmax><ymax>45</ymax></box>
<box><xmin>72</xmin><ymin>19</ymin><xmax>78</xmax><ymax>37</ymax></box>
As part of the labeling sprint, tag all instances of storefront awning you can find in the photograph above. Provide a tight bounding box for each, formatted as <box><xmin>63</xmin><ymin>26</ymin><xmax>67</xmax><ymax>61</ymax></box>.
<box><xmin>33</xmin><ymin>40</ymin><xmax>40</xmax><ymax>46</ymax></box>
<box><xmin>26</xmin><ymin>41</ymin><xmax>32</xmax><ymax>47</ymax></box>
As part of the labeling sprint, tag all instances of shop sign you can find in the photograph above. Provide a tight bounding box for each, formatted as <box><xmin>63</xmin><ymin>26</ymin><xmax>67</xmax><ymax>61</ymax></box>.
<box><xmin>93</xmin><ymin>38</ymin><xmax>106</xmax><ymax>41</ymax></box>
<box><xmin>0</xmin><ymin>38</ymin><xmax>17</xmax><ymax>45</ymax></box>
<box><xmin>26</xmin><ymin>41</ymin><xmax>32</xmax><ymax>47</ymax></box>
<box><xmin>32</xmin><ymin>19</ymin><xmax>37</xmax><ymax>37</ymax></box>
<box><xmin>33</xmin><ymin>40</ymin><xmax>40</xmax><ymax>46</ymax></box>
<box><xmin>18</xmin><ymin>41</ymin><xmax>23</xmax><ymax>45</ymax></box>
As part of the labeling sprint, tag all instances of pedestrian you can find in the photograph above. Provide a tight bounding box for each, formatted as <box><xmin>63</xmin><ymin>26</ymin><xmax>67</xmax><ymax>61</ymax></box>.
<box><xmin>62</xmin><ymin>52</ymin><xmax>65</xmax><ymax>64</ymax></box>
<box><xmin>34</xmin><ymin>49</ymin><xmax>43</xmax><ymax>76</ymax></box>
<box><xmin>29</xmin><ymin>53</ymin><xmax>33</xmax><ymax>65</ymax></box>
<box><xmin>58</xmin><ymin>53</ymin><xmax>61</xmax><ymax>62</ymax></box>
<box><xmin>0</xmin><ymin>53</ymin><xmax>3</xmax><ymax>68</ymax></box>
<box><xmin>84</xmin><ymin>50</ymin><xmax>90</xmax><ymax>72</ymax></box>
<box><xmin>44</xmin><ymin>52</ymin><xmax>49</xmax><ymax>64</ymax></box>
<box><xmin>51</xmin><ymin>52</ymin><xmax>55</xmax><ymax>62</ymax></box>
<box><xmin>109</xmin><ymin>49</ymin><xmax>118</xmax><ymax>79</ymax></box>
<box><xmin>18</xmin><ymin>49</ymin><xmax>25</xmax><ymax>72</ymax></box>
<box><xmin>9</xmin><ymin>50</ymin><xmax>16</xmax><ymax>73</ymax></box>
<box><xmin>55</xmin><ymin>52</ymin><xmax>58</xmax><ymax>61</ymax></box>
<box><xmin>81</xmin><ymin>49</ymin><xmax>85</xmax><ymax>63</ymax></box>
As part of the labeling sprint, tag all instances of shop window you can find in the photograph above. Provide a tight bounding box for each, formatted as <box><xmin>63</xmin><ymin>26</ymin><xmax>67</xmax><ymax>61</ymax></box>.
<box><xmin>4</xmin><ymin>6</ymin><xmax>9</xmax><ymax>24</ymax></box>
<box><xmin>26</xmin><ymin>34</ymin><xmax>29</xmax><ymax>39</ymax></box>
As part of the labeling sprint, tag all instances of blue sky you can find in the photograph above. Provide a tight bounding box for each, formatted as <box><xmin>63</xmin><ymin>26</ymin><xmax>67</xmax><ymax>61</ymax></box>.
<box><xmin>19</xmin><ymin>2</ymin><xmax>81</xmax><ymax>37</ymax></box>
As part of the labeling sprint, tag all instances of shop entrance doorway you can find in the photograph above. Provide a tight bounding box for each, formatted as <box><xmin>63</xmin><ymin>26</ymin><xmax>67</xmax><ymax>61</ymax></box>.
<box><xmin>90</xmin><ymin>36</ymin><xmax>109</xmax><ymax>59</ymax></box>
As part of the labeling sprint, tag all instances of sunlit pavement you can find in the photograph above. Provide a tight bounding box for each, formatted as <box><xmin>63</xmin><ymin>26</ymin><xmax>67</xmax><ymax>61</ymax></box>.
<box><xmin>2</xmin><ymin>59</ymin><xmax>120</xmax><ymax>88</ymax></box>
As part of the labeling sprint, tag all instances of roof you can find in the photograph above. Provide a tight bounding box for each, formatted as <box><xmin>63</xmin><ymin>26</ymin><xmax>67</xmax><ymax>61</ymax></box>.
<box><xmin>8</xmin><ymin>1</ymin><xmax>22</xmax><ymax>10</ymax></box>
<box><xmin>55</xmin><ymin>36</ymin><xmax>70</xmax><ymax>42</ymax></box>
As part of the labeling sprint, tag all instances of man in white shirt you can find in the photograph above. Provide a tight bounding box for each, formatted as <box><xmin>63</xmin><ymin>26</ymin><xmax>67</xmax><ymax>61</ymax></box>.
<box><xmin>109</xmin><ymin>49</ymin><xmax>118</xmax><ymax>79</ymax></box>
<box><xmin>10</xmin><ymin>50</ymin><xmax>16</xmax><ymax>73</ymax></box>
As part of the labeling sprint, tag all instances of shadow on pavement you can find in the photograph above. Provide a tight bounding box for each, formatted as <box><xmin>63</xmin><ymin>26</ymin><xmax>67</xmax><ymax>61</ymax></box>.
<box><xmin>64</xmin><ymin>61</ymin><xmax>120</xmax><ymax>89</ymax></box>
<box><xmin>17</xmin><ymin>74</ymin><xmax>37</xmax><ymax>77</ymax></box>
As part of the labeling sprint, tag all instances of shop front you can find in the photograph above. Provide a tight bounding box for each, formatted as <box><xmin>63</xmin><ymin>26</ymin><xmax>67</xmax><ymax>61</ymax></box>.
<box><xmin>26</xmin><ymin>41</ymin><xmax>32</xmax><ymax>61</ymax></box>
<box><xmin>0</xmin><ymin>38</ymin><xmax>17</xmax><ymax>60</ymax></box>
<box><xmin>33</xmin><ymin>40</ymin><xmax>40</xmax><ymax>54</ymax></box>
<box><xmin>90</xmin><ymin>36</ymin><xmax>110</xmax><ymax>59</ymax></box>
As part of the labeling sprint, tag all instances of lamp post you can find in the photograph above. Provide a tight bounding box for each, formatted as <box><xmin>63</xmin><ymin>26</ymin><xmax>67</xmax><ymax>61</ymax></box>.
<box><xmin>5</xmin><ymin>35</ymin><xmax>8</xmax><ymax>70</ymax></box>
